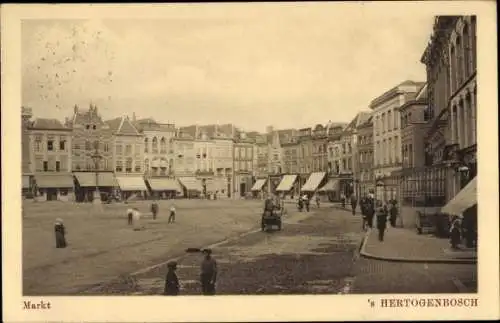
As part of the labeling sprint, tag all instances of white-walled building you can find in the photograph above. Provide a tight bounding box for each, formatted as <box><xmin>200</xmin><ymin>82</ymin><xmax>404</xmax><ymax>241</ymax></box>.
<box><xmin>370</xmin><ymin>80</ymin><xmax>425</xmax><ymax>200</ymax></box>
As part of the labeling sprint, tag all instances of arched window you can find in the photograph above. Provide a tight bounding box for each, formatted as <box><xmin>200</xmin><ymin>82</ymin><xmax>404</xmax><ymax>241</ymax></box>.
<box><xmin>471</xmin><ymin>16</ymin><xmax>477</xmax><ymax>71</ymax></box>
<box><xmin>160</xmin><ymin>137</ymin><xmax>167</xmax><ymax>153</ymax></box>
<box><xmin>450</xmin><ymin>45</ymin><xmax>457</xmax><ymax>92</ymax></box>
<box><xmin>463</xmin><ymin>24</ymin><xmax>471</xmax><ymax>78</ymax></box>
<box><xmin>456</xmin><ymin>36</ymin><xmax>463</xmax><ymax>85</ymax></box>
<box><xmin>144</xmin><ymin>138</ymin><xmax>149</xmax><ymax>153</ymax></box>
<box><xmin>152</xmin><ymin>137</ymin><xmax>158</xmax><ymax>153</ymax></box>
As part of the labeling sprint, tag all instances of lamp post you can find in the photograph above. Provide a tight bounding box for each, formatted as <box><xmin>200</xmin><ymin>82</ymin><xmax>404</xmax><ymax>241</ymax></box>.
<box><xmin>90</xmin><ymin>145</ymin><xmax>103</xmax><ymax>206</ymax></box>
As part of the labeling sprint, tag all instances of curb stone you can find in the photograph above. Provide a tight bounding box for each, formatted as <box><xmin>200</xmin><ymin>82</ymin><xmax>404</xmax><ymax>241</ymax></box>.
<box><xmin>359</xmin><ymin>229</ymin><xmax>477</xmax><ymax>265</ymax></box>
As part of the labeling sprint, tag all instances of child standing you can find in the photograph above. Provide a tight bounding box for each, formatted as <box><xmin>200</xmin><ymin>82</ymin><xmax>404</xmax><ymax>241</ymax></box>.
<box><xmin>169</xmin><ymin>204</ymin><xmax>176</xmax><ymax>223</ymax></box>
<box><xmin>164</xmin><ymin>261</ymin><xmax>180</xmax><ymax>295</ymax></box>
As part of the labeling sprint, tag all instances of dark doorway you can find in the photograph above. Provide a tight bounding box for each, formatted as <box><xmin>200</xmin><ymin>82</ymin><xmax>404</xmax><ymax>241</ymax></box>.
<box><xmin>240</xmin><ymin>183</ymin><xmax>246</xmax><ymax>197</ymax></box>
<box><xmin>46</xmin><ymin>188</ymin><xmax>58</xmax><ymax>201</ymax></box>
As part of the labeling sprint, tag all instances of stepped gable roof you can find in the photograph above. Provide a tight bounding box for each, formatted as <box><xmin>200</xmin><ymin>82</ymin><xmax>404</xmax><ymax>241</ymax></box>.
<box><xmin>30</xmin><ymin>118</ymin><xmax>69</xmax><ymax>130</ymax></box>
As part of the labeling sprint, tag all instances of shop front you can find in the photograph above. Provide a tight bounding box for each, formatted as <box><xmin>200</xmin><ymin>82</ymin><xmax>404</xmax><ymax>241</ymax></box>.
<box><xmin>301</xmin><ymin>172</ymin><xmax>327</xmax><ymax>197</ymax></box>
<box><xmin>115</xmin><ymin>175</ymin><xmax>148</xmax><ymax>201</ymax></box>
<box><xmin>73</xmin><ymin>172</ymin><xmax>117</xmax><ymax>202</ymax></box>
<box><xmin>178</xmin><ymin>177</ymin><xmax>203</xmax><ymax>199</ymax></box>
<box><xmin>33</xmin><ymin>173</ymin><xmax>74</xmax><ymax>202</ymax></box>
<box><xmin>146</xmin><ymin>177</ymin><xmax>182</xmax><ymax>199</ymax></box>
<box><xmin>275</xmin><ymin>174</ymin><xmax>298</xmax><ymax>199</ymax></box>
<box><xmin>251</xmin><ymin>178</ymin><xmax>267</xmax><ymax>199</ymax></box>
<box><xmin>318</xmin><ymin>178</ymin><xmax>340</xmax><ymax>201</ymax></box>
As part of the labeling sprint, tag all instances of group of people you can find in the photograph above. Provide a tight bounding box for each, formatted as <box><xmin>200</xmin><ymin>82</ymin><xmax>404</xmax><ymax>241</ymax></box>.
<box><xmin>164</xmin><ymin>248</ymin><xmax>218</xmax><ymax>296</ymax></box>
<box><xmin>356</xmin><ymin>193</ymin><xmax>399</xmax><ymax>242</ymax></box>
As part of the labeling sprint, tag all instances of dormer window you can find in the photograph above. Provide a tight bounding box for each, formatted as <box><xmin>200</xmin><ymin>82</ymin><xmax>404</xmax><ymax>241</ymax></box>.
<box><xmin>86</xmin><ymin>125</ymin><xmax>90</xmax><ymax>130</ymax></box>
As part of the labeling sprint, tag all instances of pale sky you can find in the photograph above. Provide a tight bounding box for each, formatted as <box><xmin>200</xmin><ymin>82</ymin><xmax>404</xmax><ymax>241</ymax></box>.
<box><xmin>21</xmin><ymin>6</ymin><xmax>434</xmax><ymax>132</ymax></box>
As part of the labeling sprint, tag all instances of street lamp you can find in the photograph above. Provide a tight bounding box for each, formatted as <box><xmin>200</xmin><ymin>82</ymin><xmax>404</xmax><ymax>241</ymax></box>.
<box><xmin>90</xmin><ymin>143</ymin><xmax>103</xmax><ymax>206</ymax></box>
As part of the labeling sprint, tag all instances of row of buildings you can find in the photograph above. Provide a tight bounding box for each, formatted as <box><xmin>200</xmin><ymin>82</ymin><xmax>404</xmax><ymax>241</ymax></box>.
<box><xmin>22</xmin><ymin>16</ymin><xmax>477</xmax><ymax>230</ymax></box>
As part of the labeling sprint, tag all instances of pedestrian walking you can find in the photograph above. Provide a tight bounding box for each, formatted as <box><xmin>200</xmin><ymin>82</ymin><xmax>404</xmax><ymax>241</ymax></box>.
<box><xmin>350</xmin><ymin>194</ymin><xmax>358</xmax><ymax>216</ymax></box>
<box><xmin>127</xmin><ymin>207</ymin><xmax>134</xmax><ymax>225</ymax></box>
<box><xmin>151</xmin><ymin>200</ymin><xmax>159</xmax><ymax>220</ymax></box>
<box><xmin>303</xmin><ymin>194</ymin><xmax>310</xmax><ymax>212</ymax></box>
<box><xmin>132</xmin><ymin>208</ymin><xmax>142</xmax><ymax>231</ymax></box>
<box><xmin>169</xmin><ymin>204</ymin><xmax>176</xmax><ymax>223</ymax></box>
<box><xmin>164</xmin><ymin>261</ymin><xmax>180</xmax><ymax>295</ymax></box>
<box><xmin>375</xmin><ymin>201</ymin><xmax>388</xmax><ymax>241</ymax></box>
<box><xmin>54</xmin><ymin>218</ymin><xmax>67</xmax><ymax>248</ymax></box>
<box><xmin>315</xmin><ymin>194</ymin><xmax>320</xmax><ymax>208</ymax></box>
<box><xmin>297</xmin><ymin>197</ymin><xmax>304</xmax><ymax>212</ymax></box>
<box><xmin>450</xmin><ymin>216</ymin><xmax>462</xmax><ymax>249</ymax></box>
<box><xmin>341</xmin><ymin>193</ymin><xmax>346</xmax><ymax>208</ymax></box>
<box><xmin>389</xmin><ymin>201</ymin><xmax>398</xmax><ymax>227</ymax></box>
<box><xmin>200</xmin><ymin>248</ymin><xmax>217</xmax><ymax>295</ymax></box>
<box><xmin>365</xmin><ymin>197</ymin><xmax>375</xmax><ymax>229</ymax></box>
<box><xmin>360</xmin><ymin>198</ymin><xmax>368</xmax><ymax>230</ymax></box>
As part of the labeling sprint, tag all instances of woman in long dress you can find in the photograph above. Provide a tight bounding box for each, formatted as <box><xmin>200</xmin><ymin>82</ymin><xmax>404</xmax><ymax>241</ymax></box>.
<box><xmin>132</xmin><ymin>208</ymin><xmax>142</xmax><ymax>231</ymax></box>
<box><xmin>54</xmin><ymin>218</ymin><xmax>67</xmax><ymax>248</ymax></box>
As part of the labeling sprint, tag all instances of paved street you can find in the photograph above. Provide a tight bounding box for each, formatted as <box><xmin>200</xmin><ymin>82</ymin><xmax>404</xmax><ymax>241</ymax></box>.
<box><xmin>74</xmin><ymin>203</ymin><xmax>477</xmax><ymax>296</ymax></box>
<box><xmin>23</xmin><ymin>199</ymin><xmax>266</xmax><ymax>295</ymax></box>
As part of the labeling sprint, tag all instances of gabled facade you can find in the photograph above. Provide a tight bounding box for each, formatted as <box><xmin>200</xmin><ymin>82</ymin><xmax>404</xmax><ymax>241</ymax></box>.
<box><xmin>105</xmin><ymin>116</ymin><xmax>144</xmax><ymax>174</ymax></box>
<box><xmin>66</xmin><ymin>104</ymin><xmax>114</xmax><ymax>172</ymax></box>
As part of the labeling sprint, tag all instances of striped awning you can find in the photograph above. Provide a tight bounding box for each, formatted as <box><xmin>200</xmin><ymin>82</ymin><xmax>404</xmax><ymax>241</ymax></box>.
<box><xmin>22</xmin><ymin>175</ymin><xmax>30</xmax><ymax>189</ymax></box>
<box><xmin>441</xmin><ymin>176</ymin><xmax>477</xmax><ymax>216</ymax></box>
<box><xmin>179</xmin><ymin>177</ymin><xmax>202</xmax><ymax>191</ymax></box>
<box><xmin>251</xmin><ymin>178</ymin><xmax>267</xmax><ymax>191</ymax></box>
<box><xmin>276</xmin><ymin>175</ymin><xmax>297</xmax><ymax>192</ymax></box>
<box><xmin>74</xmin><ymin>172</ymin><xmax>117</xmax><ymax>187</ymax></box>
<box><xmin>115</xmin><ymin>176</ymin><xmax>147</xmax><ymax>191</ymax></box>
<box><xmin>319</xmin><ymin>179</ymin><xmax>339</xmax><ymax>192</ymax></box>
<box><xmin>34</xmin><ymin>173</ymin><xmax>74</xmax><ymax>188</ymax></box>
<box><xmin>148</xmin><ymin>178</ymin><xmax>182</xmax><ymax>192</ymax></box>
<box><xmin>301</xmin><ymin>172</ymin><xmax>326</xmax><ymax>192</ymax></box>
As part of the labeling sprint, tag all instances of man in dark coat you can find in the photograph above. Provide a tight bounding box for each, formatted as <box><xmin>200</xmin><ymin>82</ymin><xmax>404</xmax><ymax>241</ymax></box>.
<box><xmin>376</xmin><ymin>201</ymin><xmax>388</xmax><ymax>241</ymax></box>
<box><xmin>389</xmin><ymin>201</ymin><xmax>398</xmax><ymax>227</ymax></box>
<box><xmin>350</xmin><ymin>194</ymin><xmax>358</xmax><ymax>216</ymax></box>
<box><xmin>151</xmin><ymin>200</ymin><xmax>159</xmax><ymax>220</ymax></box>
<box><xmin>200</xmin><ymin>249</ymin><xmax>217</xmax><ymax>295</ymax></box>
<box><xmin>164</xmin><ymin>261</ymin><xmax>180</xmax><ymax>295</ymax></box>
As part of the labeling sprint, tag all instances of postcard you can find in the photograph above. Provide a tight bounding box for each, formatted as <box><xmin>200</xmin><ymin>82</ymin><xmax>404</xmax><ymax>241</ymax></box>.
<box><xmin>1</xmin><ymin>1</ymin><xmax>498</xmax><ymax>322</ymax></box>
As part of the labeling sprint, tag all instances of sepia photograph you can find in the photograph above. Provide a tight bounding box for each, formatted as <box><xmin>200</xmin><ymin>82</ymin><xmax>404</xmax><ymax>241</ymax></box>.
<box><xmin>2</xmin><ymin>2</ymin><xmax>498</xmax><ymax>322</ymax></box>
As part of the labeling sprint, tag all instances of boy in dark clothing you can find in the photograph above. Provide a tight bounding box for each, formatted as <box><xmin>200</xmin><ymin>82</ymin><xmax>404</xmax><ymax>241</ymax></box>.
<box><xmin>164</xmin><ymin>261</ymin><xmax>180</xmax><ymax>295</ymax></box>
<box><xmin>389</xmin><ymin>201</ymin><xmax>398</xmax><ymax>227</ymax></box>
<box><xmin>151</xmin><ymin>201</ymin><xmax>159</xmax><ymax>220</ymax></box>
<box><xmin>200</xmin><ymin>249</ymin><xmax>217</xmax><ymax>295</ymax></box>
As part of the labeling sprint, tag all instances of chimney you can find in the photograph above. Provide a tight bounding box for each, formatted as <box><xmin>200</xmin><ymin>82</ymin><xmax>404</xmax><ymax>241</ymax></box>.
<box><xmin>132</xmin><ymin>112</ymin><xmax>136</xmax><ymax>122</ymax></box>
<box><xmin>74</xmin><ymin>104</ymin><xmax>79</xmax><ymax>114</ymax></box>
<box><xmin>266</xmin><ymin>125</ymin><xmax>274</xmax><ymax>134</ymax></box>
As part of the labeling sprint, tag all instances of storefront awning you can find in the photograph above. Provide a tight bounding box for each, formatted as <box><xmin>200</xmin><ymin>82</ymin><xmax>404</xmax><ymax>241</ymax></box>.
<box><xmin>251</xmin><ymin>179</ymin><xmax>267</xmax><ymax>191</ymax></box>
<box><xmin>22</xmin><ymin>175</ymin><xmax>30</xmax><ymax>189</ymax></box>
<box><xmin>179</xmin><ymin>177</ymin><xmax>202</xmax><ymax>191</ymax></box>
<box><xmin>318</xmin><ymin>179</ymin><xmax>339</xmax><ymax>192</ymax></box>
<box><xmin>116</xmin><ymin>176</ymin><xmax>147</xmax><ymax>191</ymax></box>
<box><xmin>441</xmin><ymin>176</ymin><xmax>477</xmax><ymax>216</ymax></box>
<box><xmin>301</xmin><ymin>172</ymin><xmax>326</xmax><ymax>192</ymax></box>
<box><xmin>148</xmin><ymin>178</ymin><xmax>182</xmax><ymax>192</ymax></box>
<box><xmin>276</xmin><ymin>175</ymin><xmax>297</xmax><ymax>192</ymax></box>
<box><xmin>74</xmin><ymin>172</ymin><xmax>117</xmax><ymax>187</ymax></box>
<box><xmin>34</xmin><ymin>173</ymin><xmax>74</xmax><ymax>188</ymax></box>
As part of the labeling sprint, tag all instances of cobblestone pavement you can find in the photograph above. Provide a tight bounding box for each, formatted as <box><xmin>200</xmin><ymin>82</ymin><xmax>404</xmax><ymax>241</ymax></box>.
<box><xmin>24</xmin><ymin>200</ymin><xmax>477</xmax><ymax>295</ymax></box>
<box><xmin>90</xmin><ymin>206</ymin><xmax>365</xmax><ymax>295</ymax></box>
